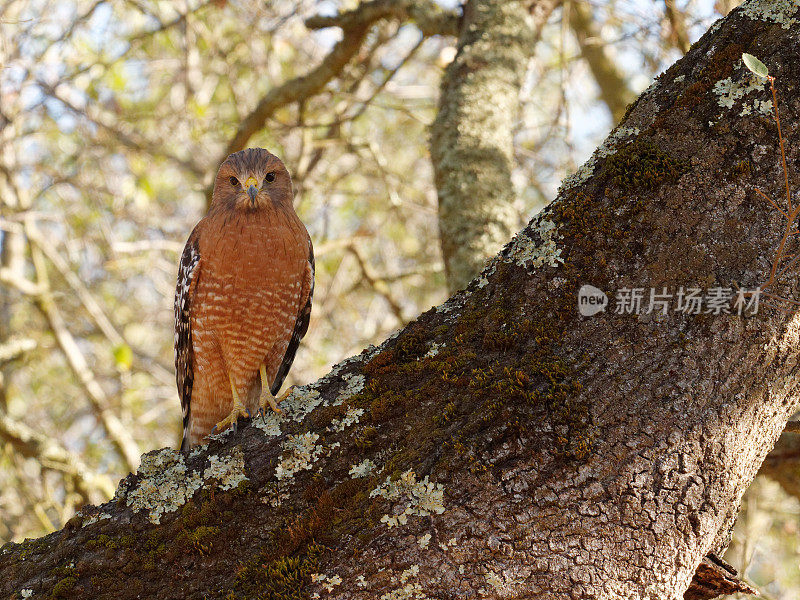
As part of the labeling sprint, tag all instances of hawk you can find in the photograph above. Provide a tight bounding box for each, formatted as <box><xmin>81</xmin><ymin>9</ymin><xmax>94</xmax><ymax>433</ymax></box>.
<box><xmin>174</xmin><ymin>148</ymin><xmax>314</xmax><ymax>450</ymax></box>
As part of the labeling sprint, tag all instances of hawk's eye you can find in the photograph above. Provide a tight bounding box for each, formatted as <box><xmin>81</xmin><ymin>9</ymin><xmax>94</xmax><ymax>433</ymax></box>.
<box><xmin>264</xmin><ymin>172</ymin><xmax>276</xmax><ymax>183</ymax></box>
<box><xmin>229</xmin><ymin>176</ymin><xmax>240</xmax><ymax>187</ymax></box>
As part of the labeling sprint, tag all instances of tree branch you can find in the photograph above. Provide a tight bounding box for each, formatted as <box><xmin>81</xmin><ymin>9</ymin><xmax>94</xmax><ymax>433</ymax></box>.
<box><xmin>305</xmin><ymin>0</ymin><xmax>460</xmax><ymax>37</ymax></box>
<box><xmin>28</xmin><ymin>231</ymin><xmax>140</xmax><ymax>472</ymax></box>
<box><xmin>567</xmin><ymin>0</ymin><xmax>635</xmax><ymax>124</ymax></box>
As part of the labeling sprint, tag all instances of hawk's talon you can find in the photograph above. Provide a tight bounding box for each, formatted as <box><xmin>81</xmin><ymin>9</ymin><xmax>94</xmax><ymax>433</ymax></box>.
<box><xmin>212</xmin><ymin>403</ymin><xmax>251</xmax><ymax>435</ymax></box>
<box><xmin>257</xmin><ymin>394</ymin><xmax>284</xmax><ymax>417</ymax></box>
<box><xmin>258</xmin><ymin>367</ymin><xmax>292</xmax><ymax>418</ymax></box>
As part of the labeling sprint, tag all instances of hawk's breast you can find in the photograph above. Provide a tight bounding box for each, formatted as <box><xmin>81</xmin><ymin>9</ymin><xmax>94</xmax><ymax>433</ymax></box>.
<box><xmin>193</xmin><ymin>210</ymin><xmax>309</xmax><ymax>374</ymax></box>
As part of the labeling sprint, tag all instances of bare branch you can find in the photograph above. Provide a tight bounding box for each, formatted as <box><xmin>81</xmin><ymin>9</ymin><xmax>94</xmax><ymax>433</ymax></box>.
<box><xmin>305</xmin><ymin>0</ymin><xmax>460</xmax><ymax>37</ymax></box>
<box><xmin>663</xmin><ymin>0</ymin><xmax>692</xmax><ymax>54</ymax></box>
<box><xmin>567</xmin><ymin>1</ymin><xmax>635</xmax><ymax>124</ymax></box>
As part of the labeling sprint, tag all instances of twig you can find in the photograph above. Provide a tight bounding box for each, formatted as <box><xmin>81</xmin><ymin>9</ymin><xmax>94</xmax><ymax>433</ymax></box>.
<box><xmin>305</xmin><ymin>0</ymin><xmax>459</xmax><ymax>37</ymax></box>
<box><xmin>769</xmin><ymin>76</ymin><xmax>792</xmax><ymax>214</ymax></box>
<box><xmin>347</xmin><ymin>244</ymin><xmax>405</xmax><ymax>324</ymax></box>
<box><xmin>26</xmin><ymin>222</ymin><xmax>174</xmax><ymax>383</ymax></box>
<box><xmin>0</xmin><ymin>337</ymin><xmax>36</xmax><ymax>365</ymax></box>
<box><xmin>754</xmin><ymin>187</ymin><xmax>789</xmax><ymax>220</ymax></box>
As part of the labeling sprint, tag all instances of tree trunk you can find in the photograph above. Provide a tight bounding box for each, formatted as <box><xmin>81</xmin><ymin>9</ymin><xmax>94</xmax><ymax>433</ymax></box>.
<box><xmin>3</xmin><ymin>4</ymin><xmax>800</xmax><ymax>599</ymax></box>
<box><xmin>431</xmin><ymin>0</ymin><xmax>561</xmax><ymax>293</ymax></box>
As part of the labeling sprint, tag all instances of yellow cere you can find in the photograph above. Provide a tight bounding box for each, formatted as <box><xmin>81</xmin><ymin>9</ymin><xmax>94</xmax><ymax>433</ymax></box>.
<box><xmin>244</xmin><ymin>176</ymin><xmax>258</xmax><ymax>188</ymax></box>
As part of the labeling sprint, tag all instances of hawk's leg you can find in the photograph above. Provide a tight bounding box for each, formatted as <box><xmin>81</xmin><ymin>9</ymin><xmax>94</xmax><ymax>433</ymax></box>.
<box><xmin>212</xmin><ymin>375</ymin><xmax>251</xmax><ymax>434</ymax></box>
<box><xmin>257</xmin><ymin>364</ymin><xmax>287</xmax><ymax>415</ymax></box>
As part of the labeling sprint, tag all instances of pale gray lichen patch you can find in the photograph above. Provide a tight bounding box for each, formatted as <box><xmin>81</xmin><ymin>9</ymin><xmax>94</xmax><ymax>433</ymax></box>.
<box><xmin>325</xmin><ymin>351</ymin><xmax>367</xmax><ymax>379</ymax></box>
<box><xmin>121</xmin><ymin>447</ymin><xmax>249</xmax><ymax>524</ymax></box>
<box><xmin>483</xmin><ymin>571</ymin><xmax>521</xmax><ymax>596</ymax></box>
<box><xmin>641</xmin><ymin>77</ymin><xmax>660</xmax><ymax>97</ymax></box>
<box><xmin>204</xmin><ymin>447</ymin><xmax>248</xmax><ymax>490</ymax></box>
<box><xmin>311</xmin><ymin>573</ymin><xmax>343</xmax><ymax>593</ymax></box>
<box><xmin>741</xmin><ymin>0</ymin><xmax>799</xmax><ymax>29</ymax></box>
<box><xmin>349</xmin><ymin>458</ymin><xmax>377</xmax><ymax>478</ymax></box>
<box><xmin>125</xmin><ymin>448</ymin><xmax>203</xmax><ymax>524</ymax></box>
<box><xmin>81</xmin><ymin>511</ymin><xmax>111</xmax><ymax>528</ymax></box>
<box><xmin>740</xmin><ymin>98</ymin><xmax>773</xmax><ymax>116</ymax></box>
<box><xmin>275</xmin><ymin>432</ymin><xmax>323</xmax><ymax>480</ymax></box>
<box><xmin>335</xmin><ymin>373</ymin><xmax>366</xmax><ymax>405</ymax></box>
<box><xmin>435</xmin><ymin>295</ymin><xmax>465</xmax><ymax>315</ymax></box>
<box><xmin>331</xmin><ymin>407</ymin><xmax>364</xmax><ymax>432</ymax></box>
<box><xmin>206</xmin><ymin>427</ymin><xmax>234</xmax><ymax>443</ymax></box>
<box><xmin>439</xmin><ymin>537</ymin><xmax>458</xmax><ymax>552</ymax></box>
<box><xmin>417</xmin><ymin>533</ymin><xmax>431</xmax><ymax>549</ymax></box>
<box><xmin>371</xmin><ymin>470</ymin><xmax>445</xmax><ymax>529</ymax></box>
<box><xmin>713</xmin><ymin>68</ymin><xmax>766</xmax><ymax>110</ymax></box>
<box><xmin>380</xmin><ymin>566</ymin><xmax>429</xmax><ymax>600</ymax></box>
<box><xmin>252</xmin><ymin>412</ymin><xmax>283</xmax><ymax>437</ymax></box>
<box><xmin>707</xmin><ymin>17</ymin><xmax>724</xmax><ymax>35</ymax></box>
<box><xmin>424</xmin><ymin>342</ymin><xmax>443</xmax><ymax>358</ymax></box>
<box><xmin>505</xmin><ymin>217</ymin><xmax>563</xmax><ymax>270</ymax></box>
<box><xmin>188</xmin><ymin>443</ymin><xmax>208</xmax><ymax>459</ymax></box>
<box><xmin>280</xmin><ymin>385</ymin><xmax>323</xmax><ymax>421</ymax></box>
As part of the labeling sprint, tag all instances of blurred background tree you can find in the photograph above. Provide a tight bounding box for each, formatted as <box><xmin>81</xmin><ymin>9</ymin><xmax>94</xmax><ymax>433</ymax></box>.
<box><xmin>1</xmin><ymin>0</ymin><xmax>797</xmax><ymax>596</ymax></box>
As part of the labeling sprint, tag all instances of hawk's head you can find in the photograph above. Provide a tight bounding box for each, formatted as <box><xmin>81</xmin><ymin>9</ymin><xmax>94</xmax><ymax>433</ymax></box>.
<box><xmin>211</xmin><ymin>148</ymin><xmax>293</xmax><ymax>212</ymax></box>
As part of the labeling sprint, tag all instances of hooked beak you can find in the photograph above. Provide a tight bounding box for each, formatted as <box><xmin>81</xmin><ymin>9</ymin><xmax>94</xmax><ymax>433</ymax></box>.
<box><xmin>244</xmin><ymin>176</ymin><xmax>258</xmax><ymax>204</ymax></box>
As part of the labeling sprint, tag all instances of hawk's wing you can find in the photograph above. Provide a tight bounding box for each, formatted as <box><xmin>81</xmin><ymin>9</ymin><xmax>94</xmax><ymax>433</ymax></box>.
<box><xmin>271</xmin><ymin>237</ymin><xmax>314</xmax><ymax>395</ymax></box>
<box><xmin>175</xmin><ymin>231</ymin><xmax>202</xmax><ymax>452</ymax></box>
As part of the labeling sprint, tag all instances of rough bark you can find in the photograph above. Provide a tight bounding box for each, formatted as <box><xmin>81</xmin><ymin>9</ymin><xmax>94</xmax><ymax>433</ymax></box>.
<box><xmin>3</xmin><ymin>3</ymin><xmax>800</xmax><ymax>599</ymax></box>
<box><xmin>431</xmin><ymin>0</ymin><xmax>561</xmax><ymax>293</ymax></box>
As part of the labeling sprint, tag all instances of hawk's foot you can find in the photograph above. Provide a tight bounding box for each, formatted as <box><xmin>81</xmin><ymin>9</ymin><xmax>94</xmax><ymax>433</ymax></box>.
<box><xmin>211</xmin><ymin>403</ymin><xmax>251</xmax><ymax>435</ymax></box>
<box><xmin>257</xmin><ymin>385</ymin><xmax>294</xmax><ymax>417</ymax></box>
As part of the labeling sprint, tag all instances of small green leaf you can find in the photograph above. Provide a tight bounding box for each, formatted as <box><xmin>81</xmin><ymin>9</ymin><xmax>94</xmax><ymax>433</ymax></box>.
<box><xmin>113</xmin><ymin>344</ymin><xmax>133</xmax><ymax>371</ymax></box>
<box><xmin>742</xmin><ymin>53</ymin><xmax>769</xmax><ymax>78</ymax></box>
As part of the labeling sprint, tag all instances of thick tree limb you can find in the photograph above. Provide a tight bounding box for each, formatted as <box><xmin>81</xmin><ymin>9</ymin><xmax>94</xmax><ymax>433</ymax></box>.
<box><xmin>2</xmin><ymin>3</ymin><xmax>800</xmax><ymax>599</ymax></box>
